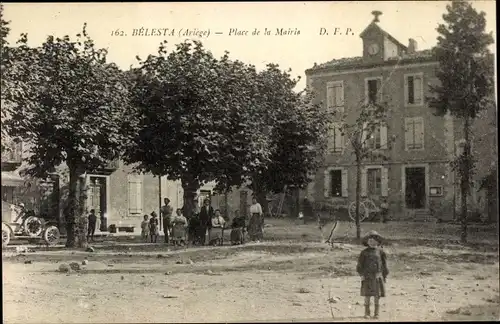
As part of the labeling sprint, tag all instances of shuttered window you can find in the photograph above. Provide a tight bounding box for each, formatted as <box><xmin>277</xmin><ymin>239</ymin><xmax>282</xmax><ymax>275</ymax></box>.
<box><xmin>405</xmin><ymin>117</ymin><xmax>424</xmax><ymax>150</ymax></box>
<box><xmin>326</xmin><ymin>81</ymin><xmax>344</xmax><ymax>114</ymax></box>
<box><xmin>405</xmin><ymin>73</ymin><xmax>424</xmax><ymax>106</ymax></box>
<box><xmin>128</xmin><ymin>174</ymin><xmax>143</xmax><ymax>215</ymax></box>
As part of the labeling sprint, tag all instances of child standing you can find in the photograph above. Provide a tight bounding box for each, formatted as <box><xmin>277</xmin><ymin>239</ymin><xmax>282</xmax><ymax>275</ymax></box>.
<box><xmin>356</xmin><ymin>230</ymin><xmax>389</xmax><ymax>319</ymax></box>
<box><xmin>141</xmin><ymin>215</ymin><xmax>150</xmax><ymax>242</ymax></box>
<box><xmin>149</xmin><ymin>211</ymin><xmax>159</xmax><ymax>243</ymax></box>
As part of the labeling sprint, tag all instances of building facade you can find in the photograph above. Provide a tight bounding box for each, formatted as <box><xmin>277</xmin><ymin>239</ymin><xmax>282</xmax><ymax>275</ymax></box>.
<box><xmin>304</xmin><ymin>13</ymin><xmax>479</xmax><ymax>221</ymax></box>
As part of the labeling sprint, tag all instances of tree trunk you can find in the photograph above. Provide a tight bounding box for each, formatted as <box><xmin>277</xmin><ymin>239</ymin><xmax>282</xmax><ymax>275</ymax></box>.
<box><xmin>182</xmin><ymin>177</ymin><xmax>200</xmax><ymax>219</ymax></box>
<box><xmin>76</xmin><ymin>172</ymin><xmax>88</xmax><ymax>248</ymax></box>
<box><xmin>65</xmin><ymin>167</ymin><xmax>78</xmax><ymax>247</ymax></box>
<box><xmin>65</xmin><ymin>165</ymin><xmax>88</xmax><ymax>248</ymax></box>
<box><xmin>355</xmin><ymin>158</ymin><xmax>362</xmax><ymax>239</ymax></box>
<box><xmin>224</xmin><ymin>190</ymin><xmax>229</xmax><ymax>221</ymax></box>
<box><xmin>460</xmin><ymin>117</ymin><xmax>471</xmax><ymax>244</ymax></box>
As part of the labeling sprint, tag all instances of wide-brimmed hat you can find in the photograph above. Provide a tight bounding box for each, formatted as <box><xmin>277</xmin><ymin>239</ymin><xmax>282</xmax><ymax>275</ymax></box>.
<box><xmin>362</xmin><ymin>230</ymin><xmax>384</xmax><ymax>246</ymax></box>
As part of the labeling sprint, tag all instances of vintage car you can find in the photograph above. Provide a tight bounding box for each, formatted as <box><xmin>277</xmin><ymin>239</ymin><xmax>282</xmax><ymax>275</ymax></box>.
<box><xmin>2</xmin><ymin>200</ymin><xmax>60</xmax><ymax>247</ymax></box>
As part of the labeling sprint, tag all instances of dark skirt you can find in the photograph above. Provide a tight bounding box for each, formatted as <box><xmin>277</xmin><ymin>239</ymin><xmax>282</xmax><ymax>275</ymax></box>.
<box><xmin>248</xmin><ymin>213</ymin><xmax>263</xmax><ymax>240</ymax></box>
<box><xmin>360</xmin><ymin>276</ymin><xmax>386</xmax><ymax>297</ymax></box>
<box><xmin>230</xmin><ymin>227</ymin><xmax>244</xmax><ymax>244</ymax></box>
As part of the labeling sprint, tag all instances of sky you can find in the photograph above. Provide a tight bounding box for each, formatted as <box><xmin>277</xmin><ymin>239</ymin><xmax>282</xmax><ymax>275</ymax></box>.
<box><xmin>3</xmin><ymin>1</ymin><xmax>497</xmax><ymax>91</ymax></box>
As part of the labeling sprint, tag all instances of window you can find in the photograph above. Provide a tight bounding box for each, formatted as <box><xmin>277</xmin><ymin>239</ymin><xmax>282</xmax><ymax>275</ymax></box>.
<box><xmin>361</xmin><ymin>166</ymin><xmax>388</xmax><ymax>197</ymax></box>
<box><xmin>330</xmin><ymin>170</ymin><xmax>342</xmax><ymax>197</ymax></box>
<box><xmin>128</xmin><ymin>174</ymin><xmax>143</xmax><ymax>215</ymax></box>
<box><xmin>405</xmin><ymin>117</ymin><xmax>424</xmax><ymax>150</ymax></box>
<box><xmin>365</xmin><ymin>77</ymin><xmax>382</xmax><ymax>104</ymax></box>
<box><xmin>362</xmin><ymin>122</ymin><xmax>388</xmax><ymax>149</ymax></box>
<box><xmin>405</xmin><ymin>73</ymin><xmax>424</xmax><ymax>106</ymax></box>
<box><xmin>367</xmin><ymin>168</ymin><xmax>382</xmax><ymax>195</ymax></box>
<box><xmin>328</xmin><ymin>122</ymin><xmax>344</xmax><ymax>153</ymax></box>
<box><xmin>366</xmin><ymin>126</ymin><xmax>382</xmax><ymax>150</ymax></box>
<box><xmin>324</xmin><ymin>167</ymin><xmax>348</xmax><ymax>198</ymax></box>
<box><xmin>326</xmin><ymin>81</ymin><xmax>344</xmax><ymax>113</ymax></box>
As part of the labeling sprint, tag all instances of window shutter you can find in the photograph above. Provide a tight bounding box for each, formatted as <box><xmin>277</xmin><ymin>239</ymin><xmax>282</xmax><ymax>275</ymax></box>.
<box><xmin>380</xmin><ymin>124</ymin><xmax>388</xmax><ymax>149</ymax></box>
<box><xmin>416</xmin><ymin>118</ymin><xmax>424</xmax><ymax>149</ymax></box>
<box><xmin>128</xmin><ymin>174</ymin><xmax>143</xmax><ymax>215</ymax></box>
<box><xmin>361</xmin><ymin>167</ymin><xmax>367</xmax><ymax>197</ymax></box>
<box><xmin>404</xmin><ymin>119</ymin><xmax>412</xmax><ymax>150</ymax></box>
<box><xmin>334</xmin><ymin>123</ymin><xmax>343</xmax><ymax>151</ymax></box>
<box><xmin>327</xmin><ymin>126</ymin><xmax>335</xmax><ymax>152</ymax></box>
<box><xmin>361</xmin><ymin>122</ymin><xmax>368</xmax><ymax>148</ymax></box>
<box><xmin>341</xmin><ymin>168</ymin><xmax>348</xmax><ymax>197</ymax></box>
<box><xmin>336</xmin><ymin>83</ymin><xmax>344</xmax><ymax>113</ymax></box>
<box><xmin>414</xmin><ymin>75</ymin><xmax>423</xmax><ymax>104</ymax></box>
<box><xmin>326</xmin><ymin>84</ymin><xmax>334</xmax><ymax>112</ymax></box>
<box><xmin>404</xmin><ymin>76</ymin><xmax>409</xmax><ymax>105</ymax></box>
<box><xmin>381</xmin><ymin>167</ymin><xmax>389</xmax><ymax>197</ymax></box>
<box><xmin>323</xmin><ymin>169</ymin><xmax>331</xmax><ymax>197</ymax></box>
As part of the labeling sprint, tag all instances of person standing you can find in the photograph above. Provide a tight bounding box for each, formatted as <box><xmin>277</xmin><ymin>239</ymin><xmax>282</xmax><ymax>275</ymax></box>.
<box><xmin>379</xmin><ymin>198</ymin><xmax>389</xmax><ymax>223</ymax></box>
<box><xmin>87</xmin><ymin>209</ymin><xmax>97</xmax><ymax>242</ymax></box>
<box><xmin>149</xmin><ymin>211</ymin><xmax>159</xmax><ymax>243</ymax></box>
<box><xmin>198</xmin><ymin>198</ymin><xmax>214</xmax><ymax>245</ymax></box>
<box><xmin>248</xmin><ymin>197</ymin><xmax>263</xmax><ymax>242</ymax></box>
<box><xmin>356</xmin><ymin>230</ymin><xmax>389</xmax><ymax>319</ymax></box>
<box><xmin>161</xmin><ymin>198</ymin><xmax>174</xmax><ymax>244</ymax></box>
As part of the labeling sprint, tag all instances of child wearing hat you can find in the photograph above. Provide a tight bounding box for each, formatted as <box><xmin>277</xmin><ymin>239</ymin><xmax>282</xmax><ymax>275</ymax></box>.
<box><xmin>356</xmin><ymin>230</ymin><xmax>389</xmax><ymax>319</ymax></box>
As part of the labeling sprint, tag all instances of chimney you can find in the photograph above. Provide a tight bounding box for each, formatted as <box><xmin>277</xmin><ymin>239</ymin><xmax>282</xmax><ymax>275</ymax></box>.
<box><xmin>408</xmin><ymin>38</ymin><xmax>418</xmax><ymax>53</ymax></box>
<box><xmin>371</xmin><ymin>10</ymin><xmax>383</xmax><ymax>23</ymax></box>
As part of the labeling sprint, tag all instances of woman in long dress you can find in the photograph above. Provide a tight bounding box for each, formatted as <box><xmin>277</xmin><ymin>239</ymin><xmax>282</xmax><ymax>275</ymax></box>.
<box><xmin>248</xmin><ymin>197</ymin><xmax>263</xmax><ymax>241</ymax></box>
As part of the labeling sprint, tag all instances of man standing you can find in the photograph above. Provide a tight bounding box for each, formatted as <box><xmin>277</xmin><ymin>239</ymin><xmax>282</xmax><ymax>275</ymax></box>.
<box><xmin>198</xmin><ymin>198</ymin><xmax>214</xmax><ymax>245</ymax></box>
<box><xmin>87</xmin><ymin>209</ymin><xmax>97</xmax><ymax>242</ymax></box>
<box><xmin>161</xmin><ymin>198</ymin><xmax>173</xmax><ymax>244</ymax></box>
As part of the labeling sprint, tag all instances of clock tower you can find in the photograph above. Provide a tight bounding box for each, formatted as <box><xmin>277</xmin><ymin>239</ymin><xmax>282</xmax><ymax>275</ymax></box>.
<box><xmin>360</xmin><ymin>10</ymin><xmax>407</xmax><ymax>62</ymax></box>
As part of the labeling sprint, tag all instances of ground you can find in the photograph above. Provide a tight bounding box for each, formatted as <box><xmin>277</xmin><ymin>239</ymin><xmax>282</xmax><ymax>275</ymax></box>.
<box><xmin>2</xmin><ymin>220</ymin><xmax>499</xmax><ymax>323</ymax></box>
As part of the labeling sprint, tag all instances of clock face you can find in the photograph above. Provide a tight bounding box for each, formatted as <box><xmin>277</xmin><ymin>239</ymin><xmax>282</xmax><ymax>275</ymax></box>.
<box><xmin>368</xmin><ymin>43</ymin><xmax>379</xmax><ymax>55</ymax></box>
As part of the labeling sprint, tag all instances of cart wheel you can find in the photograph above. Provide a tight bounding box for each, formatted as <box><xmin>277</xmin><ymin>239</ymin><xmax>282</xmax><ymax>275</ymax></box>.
<box><xmin>43</xmin><ymin>226</ymin><xmax>60</xmax><ymax>245</ymax></box>
<box><xmin>348</xmin><ymin>201</ymin><xmax>368</xmax><ymax>222</ymax></box>
<box><xmin>2</xmin><ymin>224</ymin><xmax>11</xmax><ymax>247</ymax></box>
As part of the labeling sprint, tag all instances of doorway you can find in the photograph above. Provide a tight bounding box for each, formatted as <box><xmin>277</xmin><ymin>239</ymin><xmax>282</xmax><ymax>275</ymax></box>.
<box><xmin>405</xmin><ymin>167</ymin><xmax>426</xmax><ymax>209</ymax></box>
<box><xmin>88</xmin><ymin>176</ymin><xmax>107</xmax><ymax>220</ymax></box>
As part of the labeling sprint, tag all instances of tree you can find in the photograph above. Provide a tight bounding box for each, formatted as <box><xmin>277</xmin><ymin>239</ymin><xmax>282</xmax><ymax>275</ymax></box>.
<box><xmin>340</xmin><ymin>100</ymin><xmax>394</xmax><ymax>239</ymax></box>
<box><xmin>124</xmin><ymin>40</ymin><xmax>272</xmax><ymax>219</ymax></box>
<box><xmin>248</xmin><ymin>65</ymin><xmax>330</xmax><ymax>216</ymax></box>
<box><xmin>1</xmin><ymin>3</ymin><xmax>16</xmax><ymax>154</ymax></box>
<box><xmin>4</xmin><ymin>24</ymin><xmax>131</xmax><ymax>247</ymax></box>
<box><xmin>429</xmin><ymin>0</ymin><xmax>495</xmax><ymax>243</ymax></box>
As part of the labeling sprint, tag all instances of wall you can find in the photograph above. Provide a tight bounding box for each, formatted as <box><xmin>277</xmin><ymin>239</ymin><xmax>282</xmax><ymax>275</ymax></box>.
<box><xmin>307</xmin><ymin>61</ymin><xmax>458</xmax><ymax>218</ymax></box>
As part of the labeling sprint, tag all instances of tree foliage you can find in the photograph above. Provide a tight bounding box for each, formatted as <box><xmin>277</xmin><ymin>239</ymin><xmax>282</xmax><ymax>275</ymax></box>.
<box><xmin>428</xmin><ymin>0</ymin><xmax>494</xmax><ymax>243</ymax></box>
<box><xmin>124</xmin><ymin>40</ymin><xmax>272</xmax><ymax>218</ymax></box>
<box><xmin>4</xmin><ymin>24</ymin><xmax>131</xmax><ymax>247</ymax></box>
<box><xmin>248</xmin><ymin>65</ymin><xmax>330</xmax><ymax>207</ymax></box>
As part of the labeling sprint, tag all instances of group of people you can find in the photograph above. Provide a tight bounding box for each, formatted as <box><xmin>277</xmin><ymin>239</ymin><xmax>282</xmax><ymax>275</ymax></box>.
<box><xmin>139</xmin><ymin>197</ymin><xmax>264</xmax><ymax>246</ymax></box>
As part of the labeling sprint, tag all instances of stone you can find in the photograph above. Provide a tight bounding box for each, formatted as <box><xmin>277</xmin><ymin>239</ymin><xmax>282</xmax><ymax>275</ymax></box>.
<box><xmin>82</xmin><ymin>260</ymin><xmax>88</xmax><ymax>265</ymax></box>
<box><xmin>58</xmin><ymin>264</ymin><xmax>71</xmax><ymax>273</ymax></box>
<box><xmin>121</xmin><ymin>276</ymin><xmax>124</xmax><ymax>280</ymax></box>
<box><xmin>86</xmin><ymin>247</ymin><xmax>95</xmax><ymax>252</ymax></box>
<box><xmin>69</xmin><ymin>262</ymin><xmax>81</xmax><ymax>271</ymax></box>
<box><xmin>24</xmin><ymin>260</ymin><xmax>32</xmax><ymax>264</ymax></box>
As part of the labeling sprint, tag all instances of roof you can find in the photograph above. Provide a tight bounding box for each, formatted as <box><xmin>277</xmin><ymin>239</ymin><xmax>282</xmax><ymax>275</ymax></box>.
<box><xmin>306</xmin><ymin>17</ymin><xmax>437</xmax><ymax>75</ymax></box>
<box><xmin>306</xmin><ymin>49</ymin><xmax>436</xmax><ymax>75</ymax></box>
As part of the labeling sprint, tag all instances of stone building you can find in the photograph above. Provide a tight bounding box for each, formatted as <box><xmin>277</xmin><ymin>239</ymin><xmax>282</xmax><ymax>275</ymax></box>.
<box><xmin>303</xmin><ymin>11</ymin><xmax>488</xmax><ymax>221</ymax></box>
